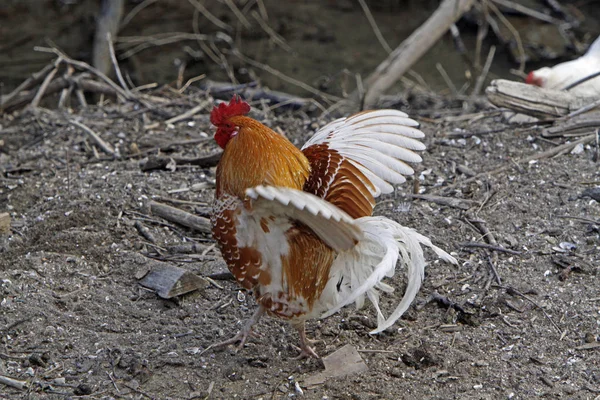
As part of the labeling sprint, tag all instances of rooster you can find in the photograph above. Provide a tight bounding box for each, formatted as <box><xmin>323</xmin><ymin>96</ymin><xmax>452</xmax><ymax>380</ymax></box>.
<box><xmin>209</xmin><ymin>96</ymin><xmax>456</xmax><ymax>358</ymax></box>
<box><xmin>526</xmin><ymin>35</ymin><xmax>600</xmax><ymax>96</ymax></box>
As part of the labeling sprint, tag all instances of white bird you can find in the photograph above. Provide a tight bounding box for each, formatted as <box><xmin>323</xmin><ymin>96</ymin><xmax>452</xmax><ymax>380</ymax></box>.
<box><xmin>526</xmin><ymin>35</ymin><xmax>600</xmax><ymax>97</ymax></box>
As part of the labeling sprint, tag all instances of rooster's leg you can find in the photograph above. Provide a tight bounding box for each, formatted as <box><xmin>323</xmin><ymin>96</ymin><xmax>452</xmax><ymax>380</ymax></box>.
<box><xmin>292</xmin><ymin>322</ymin><xmax>320</xmax><ymax>359</ymax></box>
<box><xmin>202</xmin><ymin>306</ymin><xmax>265</xmax><ymax>354</ymax></box>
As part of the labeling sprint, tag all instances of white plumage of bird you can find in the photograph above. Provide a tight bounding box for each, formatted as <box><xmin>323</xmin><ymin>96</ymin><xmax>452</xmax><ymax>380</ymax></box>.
<box><xmin>526</xmin><ymin>35</ymin><xmax>600</xmax><ymax>96</ymax></box>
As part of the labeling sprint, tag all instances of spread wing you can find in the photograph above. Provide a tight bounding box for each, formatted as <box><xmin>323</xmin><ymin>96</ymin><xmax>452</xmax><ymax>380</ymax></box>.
<box><xmin>246</xmin><ymin>185</ymin><xmax>362</xmax><ymax>251</ymax></box>
<box><xmin>302</xmin><ymin>110</ymin><xmax>426</xmax><ymax>219</ymax></box>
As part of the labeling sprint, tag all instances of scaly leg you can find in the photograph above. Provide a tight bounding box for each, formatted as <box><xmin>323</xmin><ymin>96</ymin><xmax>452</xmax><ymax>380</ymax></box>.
<box><xmin>201</xmin><ymin>306</ymin><xmax>265</xmax><ymax>355</ymax></box>
<box><xmin>293</xmin><ymin>322</ymin><xmax>320</xmax><ymax>359</ymax></box>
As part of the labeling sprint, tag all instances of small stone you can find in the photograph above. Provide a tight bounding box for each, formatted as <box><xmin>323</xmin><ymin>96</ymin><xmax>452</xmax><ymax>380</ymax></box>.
<box><xmin>74</xmin><ymin>384</ymin><xmax>93</xmax><ymax>396</ymax></box>
<box><xmin>29</xmin><ymin>353</ymin><xmax>47</xmax><ymax>367</ymax></box>
<box><xmin>584</xmin><ymin>332</ymin><xmax>597</xmax><ymax>343</ymax></box>
<box><xmin>53</xmin><ymin>377</ymin><xmax>66</xmax><ymax>385</ymax></box>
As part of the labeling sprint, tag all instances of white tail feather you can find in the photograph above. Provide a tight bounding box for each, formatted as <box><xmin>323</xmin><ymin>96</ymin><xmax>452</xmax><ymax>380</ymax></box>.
<box><xmin>320</xmin><ymin>216</ymin><xmax>457</xmax><ymax>334</ymax></box>
<box><xmin>246</xmin><ymin>186</ymin><xmax>457</xmax><ymax>334</ymax></box>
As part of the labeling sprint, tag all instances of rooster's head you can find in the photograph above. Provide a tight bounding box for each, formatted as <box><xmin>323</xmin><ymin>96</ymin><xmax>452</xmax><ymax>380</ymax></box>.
<box><xmin>210</xmin><ymin>95</ymin><xmax>251</xmax><ymax>149</ymax></box>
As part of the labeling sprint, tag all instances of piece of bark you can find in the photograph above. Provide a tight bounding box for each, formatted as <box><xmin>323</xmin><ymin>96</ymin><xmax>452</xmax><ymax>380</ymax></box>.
<box><xmin>304</xmin><ymin>345</ymin><xmax>368</xmax><ymax>388</ymax></box>
<box><xmin>139</xmin><ymin>262</ymin><xmax>207</xmax><ymax>299</ymax></box>
<box><xmin>542</xmin><ymin>111</ymin><xmax>600</xmax><ymax>137</ymax></box>
<box><xmin>486</xmin><ymin>79</ymin><xmax>597</xmax><ymax>118</ymax></box>
<box><xmin>149</xmin><ymin>201</ymin><xmax>211</xmax><ymax>234</ymax></box>
<box><xmin>0</xmin><ymin>213</ymin><xmax>10</xmax><ymax>235</ymax></box>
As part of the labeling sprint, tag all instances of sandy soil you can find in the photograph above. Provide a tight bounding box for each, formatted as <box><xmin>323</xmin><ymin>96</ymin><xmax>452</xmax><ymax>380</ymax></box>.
<box><xmin>1</xmin><ymin>91</ymin><xmax>599</xmax><ymax>399</ymax></box>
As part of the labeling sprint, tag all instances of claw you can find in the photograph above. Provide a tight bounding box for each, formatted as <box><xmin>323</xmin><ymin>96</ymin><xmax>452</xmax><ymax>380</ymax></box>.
<box><xmin>292</xmin><ymin>344</ymin><xmax>320</xmax><ymax>360</ymax></box>
<box><xmin>200</xmin><ymin>306</ymin><xmax>265</xmax><ymax>355</ymax></box>
<box><xmin>293</xmin><ymin>322</ymin><xmax>320</xmax><ymax>359</ymax></box>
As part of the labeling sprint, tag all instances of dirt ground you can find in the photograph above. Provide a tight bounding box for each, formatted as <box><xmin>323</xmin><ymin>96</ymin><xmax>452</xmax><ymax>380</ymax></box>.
<box><xmin>2</xmin><ymin>1</ymin><xmax>600</xmax><ymax>399</ymax></box>
<box><xmin>1</xmin><ymin>90</ymin><xmax>599</xmax><ymax>399</ymax></box>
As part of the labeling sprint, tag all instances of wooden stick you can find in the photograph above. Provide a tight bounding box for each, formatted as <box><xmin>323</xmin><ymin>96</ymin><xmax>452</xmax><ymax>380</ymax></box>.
<box><xmin>141</xmin><ymin>152</ymin><xmax>222</xmax><ymax>172</ymax></box>
<box><xmin>0</xmin><ymin>63</ymin><xmax>56</xmax><ymax>109</ymax></box>
<box><xmin>121</xmin><ymin>0</ymin><xmax>157</xmax><ymax>28</ymax></box>
<box><xmin>58</xmin><ymin>65</ymin><xmax>75</xmax><ymax>108</ymax></box>
<box><xmin>0</xmin><ymin>375</ymin><xmax>27</xmax><ymax>390</ymax></box>
<box><xmin>359</xmin><ymin>0</ymin><xmax>475</xmax><ymax>108</ymax></box>
<box><xmin>409</xmin><ymin>194</ymin><xmax>477</xmax><ymax>210</ymax></box>
<box><xmin>222</xmin><ymin>0</ymin><xmax>251</xmax><ymax>29</ymax></box>
<box><xmin>165</xmin><ymin>99</ymin><xmax>211</xmax><ymax>125</ymax></box>
<box><xmin>187</xmin><ymin>0</ymin><xmax>231</xmax><ymax>31</ymax></box>
<box><xmin>491</xmin><ymin>0</ymin><xmax>563</xmax><ymax>25</ymax></box>
<box><xmin>460</xmin><ymin>241</ymin><xmax>521</xmax><ymax>255</ymax></box>
<box><xmin>2</xmin><ymin>76</ymin><xmax>123</xmax><ymax>112</ymax></box>
<box><xmin>149</xmin><ymin>201</ymin><xmax>211</xmax><ymax>234</ymax></box>
<box><xmin>486</xmin><ymin>79</ymin><xmax>596</xmax><ymax>118</ymax></box>
<box><xmin>251</xmin><ymin>10</ymin><xmax>292</xmax><ymax>53</ymax></box>
<box><xmin>471</xmin><ymin>45</ymin><xmax>495</xmax><ymax>96</ymax></box>
<box><xmin>230</xmin><ymin>49</ymin><xmax>340</xmax><ymax>103</ymax></box>
<box><xmin>486</xmin><ymin>0</ymin><xmax>525</xmax><ymax>72</ymax></box>
<box><xmin>357</xmin><ymin>0</ymin><xmax>392</xmax><ymax>54</ymax></box>
<box><xmin>0</xmin><ymin>212</ymin><xmax>10</xmax><ymax>235</ymax></box>
<box><xmin>29</xmin><ymin>64</ymin><xmax>60</xmax><ymax>108</ymax></box>
<box><xmin>35</xmin><ymin>46</ymin><xmax>133</xmax><ymax>101</ymax></box>
<box><xmin>107</xmin><ymin>32</ymin><xmax>130</xmax><ymax>94</ymax></box>
<box><xmin>69</xmin><ymin>119</ymin><xmax>116</xmax><ymax>156</ymax></box>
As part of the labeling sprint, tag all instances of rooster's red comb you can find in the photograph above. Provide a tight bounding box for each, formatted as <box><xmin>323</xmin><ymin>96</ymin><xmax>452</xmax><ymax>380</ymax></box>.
<box><xmin>210</xmin><ymin>95</ymin><xmax>251</xmax><ymax>126</ymax></box>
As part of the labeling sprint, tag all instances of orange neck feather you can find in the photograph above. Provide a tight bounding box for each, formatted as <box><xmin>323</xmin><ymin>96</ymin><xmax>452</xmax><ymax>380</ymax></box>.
<box><xmin>216</xmin><ymin>116</ymin><xmax>311</xmax><ymax>198</ymax></box>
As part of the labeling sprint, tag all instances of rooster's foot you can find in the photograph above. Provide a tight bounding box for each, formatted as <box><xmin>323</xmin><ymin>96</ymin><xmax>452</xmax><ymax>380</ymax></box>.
<box><xmin>200</xmin><ymin>306</ymin><xmax>265</xmax><ymax>355</ymax></box>
<box><xmin>292</xmin><ymin>322</ymin><xmax>321</xmax><ymax>359</ymax></box>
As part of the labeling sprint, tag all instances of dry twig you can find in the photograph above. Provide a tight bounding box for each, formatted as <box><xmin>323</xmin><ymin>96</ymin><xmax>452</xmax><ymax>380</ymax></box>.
<box><xmin>461</xmin><ymin>242</ymin><xmax>521</xmax><ymax>255</ymax></box>
<box><xmin>223</xmin><ymin>0</ymin><xmax>252</xmax><ymax>29</ymax></box>
<box><xmin>149</xmin><ymin>201</ymin><xmax>211</xmax><ymax>234</ymax></box>
<box><xmin>69</xmin><ymin>119</ymin><xmax>116</xmax><ymax>156</ymax></box>
<box><xmin>471</xmin><ymin>45</ymin><xmax>495</xmax><ymax>96</ymax></box>
<box><xmin>106</xmin><ymin>32</ymin><xmax>130</xmax><ymax>94</ymax></box>
<box><xmin>164</xmin><ymin>99</ymin><xmax>211</xmax><ymax>125</ymax></box>
<box><xmin>30</xmin><ymin>62</ymin><xmax>60</xmax><ymax>108</ymax></box>
<box><xmin>251</xmin><ymin>10</ymin><xmax>293</xmax><ymax>53</ymax></box>
<box><xmin>187</xmin><ymin>0</ymin><xmax>231</xmax><ymax>31</ymax></box>
<box><xmin>357</xmin><ymin>0</ymin><xmax>392</xmax><ymax>54</ymax></box>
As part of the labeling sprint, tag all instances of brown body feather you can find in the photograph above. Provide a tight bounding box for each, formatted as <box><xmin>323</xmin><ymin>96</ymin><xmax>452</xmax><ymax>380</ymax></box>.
<box><xmin>302</xmin><ymin>144</ymin><xmax>376</xmax><ymax>219</ymax></box>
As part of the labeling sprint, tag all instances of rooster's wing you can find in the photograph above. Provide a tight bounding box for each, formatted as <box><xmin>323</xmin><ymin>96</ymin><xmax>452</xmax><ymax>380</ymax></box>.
<box><xmin>302</xmin><ymin>110</ymin><xmax>425</xmax><ymax>218</ymax></box>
